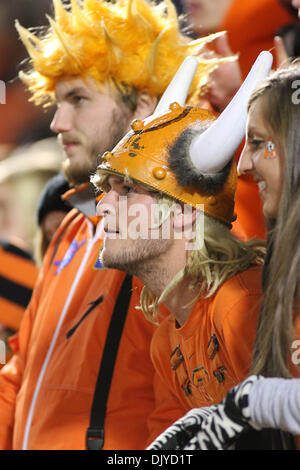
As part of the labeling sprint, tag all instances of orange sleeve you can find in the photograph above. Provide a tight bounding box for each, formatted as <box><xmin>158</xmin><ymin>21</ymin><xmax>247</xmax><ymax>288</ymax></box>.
<box><xmin>217</xmin><ymin>292</ymin><xmax>261</xmax><ymax>382</ymax></box>
<box><xmin>0</xmin><ymin>300</ymin><xmax>35</xmax><ymax>449</ymax></box>
<box><xmin>0</xmin><ymin>353</ymin><xmax>23</xmax><ymax>449</ymax></box>
<box><xmin>146</xmin><ymin>370</ymin><xmax>188</xmax><ymax>447</ymax></box>
<box><xmin>0</xmin><ymin>239</ymin><xmax>56</xmax><ymax>449</ymax></box>
<box><xmin>0</xmin><ymin>242</ymin><xmax>39</xmax><ymax>331</ymax></box>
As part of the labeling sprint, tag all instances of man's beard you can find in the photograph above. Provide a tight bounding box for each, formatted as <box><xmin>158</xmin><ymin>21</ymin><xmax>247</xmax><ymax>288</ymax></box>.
<box><xmin>62</xmin><ymin>153</ymin><xmax>98</xmax><ymax>187</ymax></box>
<box><xmin>100</xmin><ymin>238</ymin><xmax>172</xmax><ymax>278</ymax></box>
<box><xmin>62</xmin><ymin>108</ymin><xmax>131</xmax><ymax>187</ymax></box>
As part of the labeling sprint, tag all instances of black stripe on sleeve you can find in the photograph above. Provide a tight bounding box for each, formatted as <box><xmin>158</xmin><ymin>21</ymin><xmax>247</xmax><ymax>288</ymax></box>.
<box><xmin>0</xmin><ymin>275</ymin><xmax>33</xmax><ymax>308</ymax></box>
<box><xmin>0</xmin><ymin>239</ymin><xmax>34</xmax><ymax>262</ymax></box>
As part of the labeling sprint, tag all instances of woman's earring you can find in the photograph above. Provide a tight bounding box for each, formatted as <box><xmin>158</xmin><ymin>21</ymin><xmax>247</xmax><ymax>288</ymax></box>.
<box><xmin>264</xmin><ymin>140</ymin><xmax>276</xmax><ymax>159</ymax></box>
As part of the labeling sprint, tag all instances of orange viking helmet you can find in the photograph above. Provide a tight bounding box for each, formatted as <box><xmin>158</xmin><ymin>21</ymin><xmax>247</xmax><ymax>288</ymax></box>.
<box><xmin>97</xmin><ymin>52</ymin><xmax>273</xmax><ymax>226</ymax></box>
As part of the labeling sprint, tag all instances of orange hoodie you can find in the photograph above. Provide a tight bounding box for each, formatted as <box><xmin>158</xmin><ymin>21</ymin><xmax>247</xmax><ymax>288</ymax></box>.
<box><xmin>0</xmin><ymin>187</ymin><xmax>185</xmax><ymax>450</ymax></box>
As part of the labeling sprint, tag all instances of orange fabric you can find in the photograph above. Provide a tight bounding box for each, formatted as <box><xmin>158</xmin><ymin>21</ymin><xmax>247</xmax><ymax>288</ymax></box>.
<box><xmin>290</xmin><ymin>315</ymin><xmax>300</xmax><ymax>449</ymax></box>
<box><xmin>219</xmin><ymin>0</ymin><xmax>297</xmax><ymax>241</ymax></box>
<box><xmin>0</xmin><ymin>248</ymin><xmax>38</xmax><ymax>289</ymax></box>
<box><xmin>232</xmin><ymin>173</ymin><xmax>267</xmax><ymax>241</ymax></box>
<box><xmin>0</xmin><ymin>243</ymin><xmax>38</xmax><ymax>331</ymax></box>
<box><xmin>151</xmin><ymin>265</ymin><xmax>262</xmax><ymax>411</ymax></box>
<box><xmin>221</xmin><ymin>0</ymin><xmax>296</xmax><ymax>80</ymax></box>
<box><xmin>0</xmin><ymin>299</ymin><xmax>27</xmax><ymax>334</ymax></box>
<box><xmin>61</xmin><ymin>183</ymin><xmax>89</xmax><ymax>201</ymax></box>
<box><xmin>0</xmin><ymin>209</ymin><xmax>184</xmax><ymax>450</ymax></box>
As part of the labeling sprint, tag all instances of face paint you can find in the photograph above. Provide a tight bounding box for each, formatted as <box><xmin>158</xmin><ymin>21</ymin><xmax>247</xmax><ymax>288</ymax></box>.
<box><xmin>238</xmin><ymin>99</ymin><xmax>283</xmax><ymax>219</ymax></box>
<box><xmin>264</xmin><ymin>139</ymin><xmax>276</xmax><ymax>159</ymax></box>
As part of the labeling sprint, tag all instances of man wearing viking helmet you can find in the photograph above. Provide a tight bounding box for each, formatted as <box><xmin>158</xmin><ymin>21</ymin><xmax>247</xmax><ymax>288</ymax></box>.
<box><xmin>0</xmin><ymin>0</ymin><xmax>223</xmax><ymax>450</ymax></box>
<box><xmin>94</xmin><ymin>53</ymin><xmax>272</xmax><ymax>415</ymax></box>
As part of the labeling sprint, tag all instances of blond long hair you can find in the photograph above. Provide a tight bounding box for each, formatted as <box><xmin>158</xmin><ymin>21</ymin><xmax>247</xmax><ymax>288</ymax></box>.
<box><xmin>140</xmin><ymin>210</ymin><xmax>264</xmax><ymax>323</ymax></box>
<box><xmin>250</xmin><ymin>65</ymin><xmax>300</xmax><ymax>377</ymax></box>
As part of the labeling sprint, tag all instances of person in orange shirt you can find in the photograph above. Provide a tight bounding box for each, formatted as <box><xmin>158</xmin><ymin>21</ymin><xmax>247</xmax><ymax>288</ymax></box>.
<box><xmin>0</xmin><ymin>0</ymin><xmax>223</xmax><ymax>450</ymax></box>
<box><xmin>147</xmin><ymin>65</ymin><xmax>300</xmax><ymax>451</ymax></box>
<box><xmin>93</xmin><ymin>53</ymin><xmax>272</xmax><ymax>434</ymax></box>
<box><xmin>181</xmin><ymin>0</ymin><xmax>298</xmax><ymax>241</ymax></box>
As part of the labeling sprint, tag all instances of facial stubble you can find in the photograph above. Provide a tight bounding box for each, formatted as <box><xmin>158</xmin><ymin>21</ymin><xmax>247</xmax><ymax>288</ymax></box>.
<box><xmin>100</xmin><ymin>237</ymin><xmax>173</xmax><ymax>278</ymax></box>
<box><xmin>62</xmin><ymin>106</ymin><xmax>133</xmax><ymax>186</ymax></box>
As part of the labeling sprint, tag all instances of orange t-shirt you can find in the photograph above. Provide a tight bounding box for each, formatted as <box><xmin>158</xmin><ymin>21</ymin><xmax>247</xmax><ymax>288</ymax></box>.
<box><xmin>151</xmin><ymin>265</ymin><xmax>262</xmax><ymax>412</ymax></box>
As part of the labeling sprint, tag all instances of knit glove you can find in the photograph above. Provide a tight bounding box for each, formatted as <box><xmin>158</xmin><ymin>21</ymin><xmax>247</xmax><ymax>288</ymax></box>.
<box><xmin>147</xmin><ymin>375</ymin><xmax>262</xmax><ymax>450</ymax></box>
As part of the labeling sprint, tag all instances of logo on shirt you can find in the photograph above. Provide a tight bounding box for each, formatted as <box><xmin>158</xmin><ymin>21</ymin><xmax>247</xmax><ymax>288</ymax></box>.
<box><xmin>54</xmin><ymin>239</ymin><xmax>86</xmax><ymax>275</ymax></box>
<box><xmin>93</xmin><ymin>243</ymin><xmax>105</xmax><ymax>270</ymax></box>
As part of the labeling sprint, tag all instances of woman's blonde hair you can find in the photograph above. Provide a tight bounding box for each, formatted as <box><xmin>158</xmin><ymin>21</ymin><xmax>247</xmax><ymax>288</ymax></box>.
<box><xmin>249</xmin><ymin>65</ymin><xmax>300</xmax><ymax>377</ymax></box>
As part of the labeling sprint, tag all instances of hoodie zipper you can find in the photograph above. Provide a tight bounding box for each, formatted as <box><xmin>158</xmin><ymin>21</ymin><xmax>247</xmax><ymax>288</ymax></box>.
<box><xmin>22</xmin><ymin>224</ymin><xmax>99</xmax><ymax>450</ymax></box>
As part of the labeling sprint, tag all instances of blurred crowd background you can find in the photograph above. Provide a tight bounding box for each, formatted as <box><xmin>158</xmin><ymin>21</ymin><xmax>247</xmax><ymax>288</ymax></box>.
<box><xmin>0</xmin><ymin>0</ymin><xmax>60</xmax><ymax>252</ymax></box>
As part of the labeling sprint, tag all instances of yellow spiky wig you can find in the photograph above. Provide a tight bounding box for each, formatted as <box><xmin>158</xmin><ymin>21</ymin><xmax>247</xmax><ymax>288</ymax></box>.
<box><xmin>15</xmin><ymin>0</ymin><xmax>231</xmax><ymax>107</ymax></box>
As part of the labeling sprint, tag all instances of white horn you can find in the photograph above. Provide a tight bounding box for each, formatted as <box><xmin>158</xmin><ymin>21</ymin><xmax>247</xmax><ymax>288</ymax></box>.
<box><xmin>189</xmin><ymin>51</ymin><xmax>273</xmax><ymax>174</ymax></box>
<box><xmin>151</xmin><ymin>56</ymin><xmax>199</xmax><ymax>119</ymax></box>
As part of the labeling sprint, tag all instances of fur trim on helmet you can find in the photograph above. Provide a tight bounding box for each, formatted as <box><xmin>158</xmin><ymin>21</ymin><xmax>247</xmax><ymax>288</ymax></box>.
<box><xmin>168</xmin><ymin>126</ymin><xmax>233</xmax><ymax>195</ymax></box>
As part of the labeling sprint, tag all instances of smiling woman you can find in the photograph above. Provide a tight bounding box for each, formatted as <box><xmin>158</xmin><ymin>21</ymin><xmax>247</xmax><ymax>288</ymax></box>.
<box><xmin>238</xmin><ymin>65</ymin><xmax>300</xmax><ymax>380</ymax></box>
<box><xmin>238</xmin><ymin>93</ymin><xmax>284</xmax><ymax>220</ymax></box>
